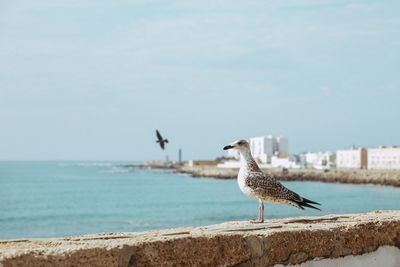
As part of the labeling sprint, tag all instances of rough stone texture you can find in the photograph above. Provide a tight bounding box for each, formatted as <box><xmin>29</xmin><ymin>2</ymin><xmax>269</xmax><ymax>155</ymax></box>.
<box><xmin>1</xmin><ymin>211</ymin><xmax>400</xmax><ymax>267</ymax></box>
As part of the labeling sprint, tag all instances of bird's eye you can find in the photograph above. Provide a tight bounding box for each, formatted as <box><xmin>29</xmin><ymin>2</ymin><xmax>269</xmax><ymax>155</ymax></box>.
<box><xmin>238</xmin><ymin>141</ymin><xmax>243</xmax><ymax>145</ymax></box>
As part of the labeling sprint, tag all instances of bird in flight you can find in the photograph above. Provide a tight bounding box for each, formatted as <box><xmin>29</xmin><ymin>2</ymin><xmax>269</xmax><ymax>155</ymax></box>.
<box><xmin>155</xmin><ymin>130</ymin><xmax>169</xmax><ymax>150</ymax></box>
<box><xmin>224</xmin><ymin>139</ymin><xmax>320</xmax><ymax>223</ymax></box>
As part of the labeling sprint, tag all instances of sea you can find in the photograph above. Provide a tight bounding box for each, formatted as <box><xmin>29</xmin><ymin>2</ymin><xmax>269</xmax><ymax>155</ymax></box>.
<box><xmin>1</xmin><ymin>161</ymin><xmax>400</xmax><ymax>240</ymax></box>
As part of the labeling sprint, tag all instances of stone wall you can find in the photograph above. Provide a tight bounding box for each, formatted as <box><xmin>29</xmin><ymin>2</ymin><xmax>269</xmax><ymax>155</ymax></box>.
<box><xmin>1</xmin><ymin>211</ymin><xmax>399</xmax><ymax>266</ymax></box>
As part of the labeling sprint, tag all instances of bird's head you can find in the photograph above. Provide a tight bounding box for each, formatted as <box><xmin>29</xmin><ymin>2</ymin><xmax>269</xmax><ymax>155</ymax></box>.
<box><xmin>223</xmin><ymin>139</ymin><xmax>250</xmax><ymax>152</ymax></box>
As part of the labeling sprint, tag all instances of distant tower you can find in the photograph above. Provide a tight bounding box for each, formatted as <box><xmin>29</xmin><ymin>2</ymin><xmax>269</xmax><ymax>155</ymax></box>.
<box><xmin>179</xmin><ymin>149</ymin><xmax>182</xmax><ymax>162</ymax></box>
<box><xmin>249</xmin><ymin>135</ymin><xmax>288</xmax><ymax>163</ymax></box>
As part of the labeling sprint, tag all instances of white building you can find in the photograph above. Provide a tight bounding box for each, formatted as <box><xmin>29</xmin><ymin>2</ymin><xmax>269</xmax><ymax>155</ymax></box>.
<box><xmin>249</xmin><ymin>135</ymin><xmax>288</xmax><ymax>163</ymax></box>
<box><xmin>271</xmin><ymin>154</ymin><xmax>301</xmax><ymax>169</ymax></box>
<box><xmin>303</xmin><ymin>152</ymin><xmax>335</xmax><ymax>169</ymax></box>
<box><xmin>217</xmin><ymin>160</ymin><xmax>241</xmax><ymax>168</ymax></box>
<box><xmin>336</xmin><ymin>148</ymin><xmax>367</xmax><ymax>169</ymax></box>
<box><xmin>276</xmin><ymin>136</ymin><xmax>288</xmax><ymax>155</ymax></box>
<box><xmin>368</xmin><ymin>146</ymin><xmax>400</xmax><ymax>170</ymax></box>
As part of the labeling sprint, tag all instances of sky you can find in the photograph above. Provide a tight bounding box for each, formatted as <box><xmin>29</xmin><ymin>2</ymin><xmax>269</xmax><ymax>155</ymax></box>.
<box><xmin>1</xmin><ymin>0</ymin><xmax>399</xmax><ymax>161</ymax></box>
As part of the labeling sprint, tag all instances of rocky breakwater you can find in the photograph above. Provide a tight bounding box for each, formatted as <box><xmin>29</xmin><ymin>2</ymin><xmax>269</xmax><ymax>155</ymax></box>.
<box><xmin>1</xmin><ymin>211</ymin><xmax>400</xmax><ymax>266</ymax></box>
<box><xmin>176</xmin><ymin>166</ymin><xmax>400</xmax><ymax>187</ymax></box>
<box><xmin>121</xmin><ymin>161</ymin><xmax>184</xmax><ymax>170</ymax></box>
<box><xmin>177</xmin><ymin>165</ymin><xmax>239</xmax><ymax>179</ymax></box>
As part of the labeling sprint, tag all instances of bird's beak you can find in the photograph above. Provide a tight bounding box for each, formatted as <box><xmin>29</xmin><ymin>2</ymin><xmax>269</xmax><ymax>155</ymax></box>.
<box><xmin>223</xmin><ymin>145</ymin><xmax>234</xmax><ymax>150</ymax></box>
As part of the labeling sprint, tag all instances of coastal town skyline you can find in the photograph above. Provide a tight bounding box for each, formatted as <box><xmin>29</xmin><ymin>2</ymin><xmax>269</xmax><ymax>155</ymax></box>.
<box><xmin>223</xmin><ymin>134</ymin><xmax>400</xmax><ymax>170</ymax></box>
<box><xmin>1</xmin><ymin>0</ymin><xmax>400</xmax><ymax>161</ymax></box>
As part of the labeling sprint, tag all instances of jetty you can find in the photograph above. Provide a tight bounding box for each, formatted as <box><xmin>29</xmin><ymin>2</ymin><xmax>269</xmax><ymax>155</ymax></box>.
<box><xmin>136</xmin><ymin>160</ymin><xmax>400</xmax><ymax>187</ymax></box>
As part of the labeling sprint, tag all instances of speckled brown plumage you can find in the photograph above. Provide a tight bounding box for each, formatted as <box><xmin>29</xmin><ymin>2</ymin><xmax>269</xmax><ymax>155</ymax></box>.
<box><xmin>245</xmin><ymin>171</ymin><xmax>302</xmax><ymax>202</ymax></box>
<box><xmin>246</xmin><ymin>160</ymin><xmax>262</xmax><ymax>173</ymax></box>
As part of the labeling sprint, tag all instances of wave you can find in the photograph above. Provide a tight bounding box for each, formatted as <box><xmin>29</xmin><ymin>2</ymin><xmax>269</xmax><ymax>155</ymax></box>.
<box><xmin>98</xmin><ymin>167</ymin><xmax>132</xmax><ymax>174</ymax></box>
<box><xmin>58</xmin><ymin>163</ymin><xmax>115</xmax><ymax>167</ymax></box>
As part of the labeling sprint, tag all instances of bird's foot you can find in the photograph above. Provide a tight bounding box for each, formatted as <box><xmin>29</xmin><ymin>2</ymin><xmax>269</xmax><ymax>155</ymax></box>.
<box><xmin>250</xmin><ymin>219</ymin><xmax>264</xmax><ymax>224</ymax></box>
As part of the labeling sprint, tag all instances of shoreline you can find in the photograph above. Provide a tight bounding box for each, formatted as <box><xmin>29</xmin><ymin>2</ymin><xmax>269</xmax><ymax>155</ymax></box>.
<box><xmin>124</xmin><ymin>161</ymin><xmax>400</xmax><ymax>187</ymax></box>
<box><xmin>175</xmin><ymin>166</ymin><xmax>400</xmax><ymax>187</ymax></box>
<box><xmin>121</xmin><ymin>161</ymin><xmax>400</xmax><ymax>187</ymax></box>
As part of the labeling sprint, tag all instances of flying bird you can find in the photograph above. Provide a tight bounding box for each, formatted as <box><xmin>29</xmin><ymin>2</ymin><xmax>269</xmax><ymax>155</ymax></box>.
<box><xmin>155</xmin><ymin>130</ymin><xmax>168</xmax><ymax>150</ymax></box>
<box><xmin>224</xmin><ymin>139</ymin><xmax>320</xmax><ymax>223</ymax></box>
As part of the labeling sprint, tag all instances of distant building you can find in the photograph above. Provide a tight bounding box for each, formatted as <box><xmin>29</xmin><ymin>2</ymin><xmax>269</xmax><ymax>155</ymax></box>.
<box><xmin>303</xmin><ymin>152</ymin><xmax>335</xmax><ymax>169</ymax></box>
<box><xmin>336</xmin><ymin>148</ymin><xmax>367</xmax><ymax>169</ymax></box>
<box><xmin>368</xmin><ymin>146</ymin><xmax>400</xmax><ymax>170</ymax></box>
<box><xmin>217</xmin><ymin>160</ymin><xmax>241</xmax><ymax>168</ymax></box>
<box><xmin>249</xmin><ymin>135</ymin><xmax>288</xmax><ymax>163</ymax></box>
<box><xmin>276</xmin><ymin>136</ymin><xmax>288</xmax><ymax>155</ymax></box>
<box><xmin>271</xmin><ymin>154</ymin><xmax>301</xmax><ymax>169</ymax></box>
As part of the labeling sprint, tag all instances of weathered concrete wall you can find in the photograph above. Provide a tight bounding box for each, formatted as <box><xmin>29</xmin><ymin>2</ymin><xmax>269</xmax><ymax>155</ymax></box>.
<box><xmin>1</xmin><ymin>211</ymin><xmax>399</xmax><ymax>267</ymax></box>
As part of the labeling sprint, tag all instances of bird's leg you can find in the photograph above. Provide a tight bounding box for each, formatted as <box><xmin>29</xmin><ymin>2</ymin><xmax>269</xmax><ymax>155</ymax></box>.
<box><xmin>251</xmin><ymin>200</ymin><xmax>264</xmax><ymax>223</ymax></box>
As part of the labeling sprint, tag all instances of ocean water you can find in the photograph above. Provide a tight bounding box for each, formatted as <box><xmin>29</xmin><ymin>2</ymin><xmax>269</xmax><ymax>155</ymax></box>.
<box><xmin>1</xmin><ymin>161</ymin><xmax>400</xmax><ymax>240</ymax></box>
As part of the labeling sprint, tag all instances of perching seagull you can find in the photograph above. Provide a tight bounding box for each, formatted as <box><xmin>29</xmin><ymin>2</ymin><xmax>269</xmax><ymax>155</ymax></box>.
<box><xmin>155</xmin><ymin>130</ymin><xmax>168</xmax><ymax>150</ymax></box>
<box><xmin>224</xmin><ymin>139</ymin><xmax>320</xmax><ymax>223</ymax></box>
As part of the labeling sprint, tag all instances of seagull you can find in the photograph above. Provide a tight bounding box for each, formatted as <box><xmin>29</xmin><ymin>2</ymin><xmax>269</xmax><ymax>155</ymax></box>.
<box><xmin>224</xmin><ymin>139</ymin><xmax>320</xmax><ymax>223</ymax></box>
<box><xmin>155</xmin><ymin>130</ymin><xmax>168</xmax><ymax>150</ymax></box>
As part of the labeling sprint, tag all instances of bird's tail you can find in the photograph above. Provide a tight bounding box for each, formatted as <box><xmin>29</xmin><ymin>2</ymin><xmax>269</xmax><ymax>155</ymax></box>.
<box><xmin>294</xmin><ymin>197</ymin><xmax>321</xmax><ymax>211</ymax></box>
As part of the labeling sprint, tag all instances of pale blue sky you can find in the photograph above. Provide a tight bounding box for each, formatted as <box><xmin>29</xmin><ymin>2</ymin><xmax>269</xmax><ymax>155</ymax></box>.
<box><xmin>1</xmin><ymin>0</ymin><xmax>399</xmax><ymax>160</ymax></box>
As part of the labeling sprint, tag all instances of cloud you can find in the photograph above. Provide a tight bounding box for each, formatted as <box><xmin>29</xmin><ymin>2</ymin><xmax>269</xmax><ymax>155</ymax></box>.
<box><xmin>1</xmin><ymin>0</ymin><xmax>400</xmax><ymax>159</ymax></box>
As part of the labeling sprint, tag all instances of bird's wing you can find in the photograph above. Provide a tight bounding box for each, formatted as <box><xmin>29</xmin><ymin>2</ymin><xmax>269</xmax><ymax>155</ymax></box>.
<box><xmin>245</xmin><ymin>172</ymin><xmax>302</xmax><ymax>202</ymax></box>
<box><xmin>156</xmin><ymin>130</ymin><xmax>162</xmax><ymax>140</ymax></box>
<box><xmin>160</xmin><ymin>141</ymin><xmax>165</xmax><ymax>150</ymax></box>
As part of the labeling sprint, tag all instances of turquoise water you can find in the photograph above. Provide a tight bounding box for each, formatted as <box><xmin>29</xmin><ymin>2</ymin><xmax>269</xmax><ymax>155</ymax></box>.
<box><xmin>1</xmin><ymin>161</ymin><xmax>400</xmax><ymax>240</ymax></box>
